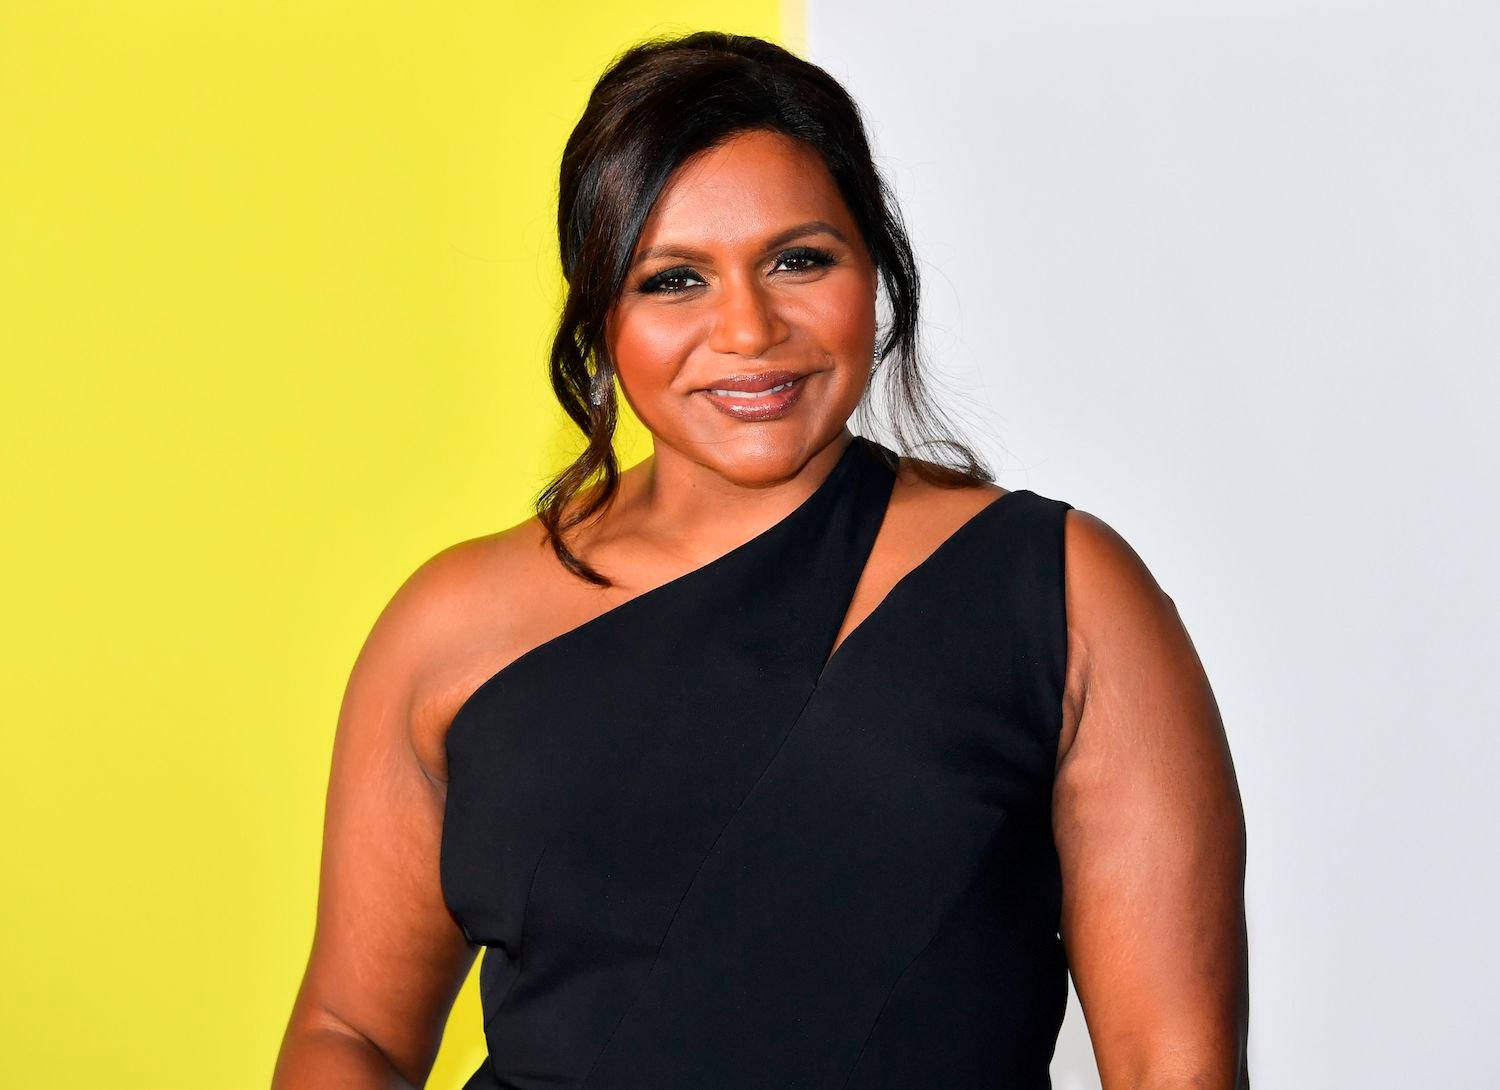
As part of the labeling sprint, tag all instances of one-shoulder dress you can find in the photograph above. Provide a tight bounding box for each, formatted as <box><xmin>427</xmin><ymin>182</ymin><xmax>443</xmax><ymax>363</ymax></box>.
<box><xmin>440</xmin><ymin>433</ymin><xmax>1075</xmax><ymax>1089</ymax></box>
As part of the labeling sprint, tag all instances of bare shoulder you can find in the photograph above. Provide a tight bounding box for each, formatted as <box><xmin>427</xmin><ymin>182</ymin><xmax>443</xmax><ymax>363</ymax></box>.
<box><xmin>1056</xmin><ymin>507</ymin><xmax>1201</xmax><ymax>765</ymax></box>
<box><xmin>1061</xmin><ymin>508</ymin><xmax>1181</xmax><ymax>657</ymax></box>
<box><xmin>369</xmin><ymin>514</ymin><xmax>560</xmax><ymax>785</ymax></box>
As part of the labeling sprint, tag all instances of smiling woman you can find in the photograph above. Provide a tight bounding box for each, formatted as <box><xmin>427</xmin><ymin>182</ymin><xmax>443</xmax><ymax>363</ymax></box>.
<box><xmin>536</xmin><ymin>31</ymin><xmax>992</xmax><ymax>590</ymax></box>
<box><xmin>606</xmin><ymin>132</ymin><xmax>879</xmax><ymax>461</ymax></box>
<box><xmin>622</xmin><ymin>201</ymin><xmax>864</xmax><ymax>426</ymax></box>
<box><xmin>274</xmin><ymin>30</ymin><xmax>1250</xmax><ymax>1090</ymax></box>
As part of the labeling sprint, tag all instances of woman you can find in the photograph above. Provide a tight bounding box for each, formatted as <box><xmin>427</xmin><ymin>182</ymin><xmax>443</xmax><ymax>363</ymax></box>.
<box><xmin>274</xmin><ymin>31</ymin><xmax>1249</xmax><ymax>1090</ymax></box>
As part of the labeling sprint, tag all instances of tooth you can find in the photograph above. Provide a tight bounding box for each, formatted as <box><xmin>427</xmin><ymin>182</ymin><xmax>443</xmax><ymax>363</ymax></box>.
<box><xmin>710</xmin><ymin>380</ymin><xmax>791</xmax><ymax>398</ymax></box>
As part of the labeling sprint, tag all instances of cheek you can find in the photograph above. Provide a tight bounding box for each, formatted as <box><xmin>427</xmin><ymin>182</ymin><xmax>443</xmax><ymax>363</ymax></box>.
<box><xmin>609</xmin><ymin>306</ymin><xmax>704</xmax><ymax>390</ymax></box>
<box><xmin>791</xmin><ymin>278</ymin><xmax>877</xmax><ymax>352</ymax></box>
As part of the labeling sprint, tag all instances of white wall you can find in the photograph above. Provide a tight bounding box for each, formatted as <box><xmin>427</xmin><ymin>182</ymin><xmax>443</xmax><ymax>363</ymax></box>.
<box><xmin>806</xmin><ymin>2</ymin><xmax>1499</xmax><ymax>1086</ymax></box>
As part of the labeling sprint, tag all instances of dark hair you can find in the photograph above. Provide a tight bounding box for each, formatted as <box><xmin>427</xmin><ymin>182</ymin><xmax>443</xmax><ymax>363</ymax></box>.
<box><xmin>539</xmin><ymin>30</ymin><xmax>993</xmax><ymax>586</ymax></box>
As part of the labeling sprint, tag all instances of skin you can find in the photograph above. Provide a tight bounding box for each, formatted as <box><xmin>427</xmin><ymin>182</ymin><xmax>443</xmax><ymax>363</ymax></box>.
<box><xmin>273</xmin><ymin>129</ymin><xmax>1250</xmax><ymax>1089</ymax></box>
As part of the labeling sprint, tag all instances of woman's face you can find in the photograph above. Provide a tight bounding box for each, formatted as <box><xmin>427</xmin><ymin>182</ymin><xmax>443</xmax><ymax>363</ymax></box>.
<box><xmin>605</xmin><ymin>128</ymin><xmax>879</xmax><ymax>484</ymax></box>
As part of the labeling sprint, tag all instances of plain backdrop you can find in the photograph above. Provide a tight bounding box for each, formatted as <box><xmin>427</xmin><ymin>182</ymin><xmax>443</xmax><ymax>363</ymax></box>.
<box><xmin>806</xmin><ymin>1</ymin><xmax>1499</xmax><ymax>1086</ymax></box>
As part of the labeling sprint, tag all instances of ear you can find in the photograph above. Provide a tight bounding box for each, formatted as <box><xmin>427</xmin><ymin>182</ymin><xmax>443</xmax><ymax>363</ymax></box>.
<box><xmin>601</xmin><ymin>306</ymin><xmax>618</xmax><ymax>355</ymax></box>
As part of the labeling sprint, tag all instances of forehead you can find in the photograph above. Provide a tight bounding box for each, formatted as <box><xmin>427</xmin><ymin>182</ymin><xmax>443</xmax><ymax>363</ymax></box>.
<box><xmin>635</xmin><ymin>130</ymin><xmax>856</xmax><ymax>248</ymax></box>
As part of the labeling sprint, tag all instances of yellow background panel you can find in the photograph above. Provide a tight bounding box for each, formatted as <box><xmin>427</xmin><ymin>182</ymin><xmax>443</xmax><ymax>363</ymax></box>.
<box><xmin>0</xmin><ymin>3</ymin><xmax>791</xmax><ymax>1087</ymax></box>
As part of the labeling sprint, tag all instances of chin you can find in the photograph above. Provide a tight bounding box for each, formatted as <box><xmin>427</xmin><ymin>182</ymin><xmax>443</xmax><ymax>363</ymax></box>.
<box><xmin>691</xmin><ymin>422</ymin><xmax>851</xmax><ymax>481</ymax></box>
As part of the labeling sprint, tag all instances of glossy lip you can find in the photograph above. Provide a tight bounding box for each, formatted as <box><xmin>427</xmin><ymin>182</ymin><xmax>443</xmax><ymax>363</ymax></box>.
<box><xmin>698</xmin><ymin>370</ymin><xmax>808</xmax><ymax>421</ymax></box>
<box><xmin>698</xmin><ymin>368</ymin><xmax>805</xmax><ymax>393</ymax></box>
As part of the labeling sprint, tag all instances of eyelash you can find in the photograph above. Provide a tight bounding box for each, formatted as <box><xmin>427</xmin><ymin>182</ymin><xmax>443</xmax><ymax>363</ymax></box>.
<box><xmin>637</xmin><ymin>246</ymin><xmax>838</xmax><ymax>295</ymax></box>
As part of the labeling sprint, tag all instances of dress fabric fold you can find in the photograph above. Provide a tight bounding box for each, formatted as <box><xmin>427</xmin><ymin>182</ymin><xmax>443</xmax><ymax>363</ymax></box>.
<box><xmin>440</xmin><ymin>434</ymin><xmax>1076</xmax><ymax>1089</ymax></box>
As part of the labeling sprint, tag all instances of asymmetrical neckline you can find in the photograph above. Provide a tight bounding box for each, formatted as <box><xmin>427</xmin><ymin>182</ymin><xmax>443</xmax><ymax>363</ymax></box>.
<box><xmin>812</xmin><ymin>482</ymin><xmax>1024</xmax><ymax>688</ymax></box>
<box><xmin>437</xmin><ymin>443</ymin><xmax>1077</xmax><ymax>1090</ymax></box>
<box><xmin>447</xmin><ymin>434</ymin><xmax>1030</xmax><ymax>740</ymax></box>
<box><xmin>448</xmin><ymin>436</ymin><xmax>878</xmax><ymax>731</ymax></box>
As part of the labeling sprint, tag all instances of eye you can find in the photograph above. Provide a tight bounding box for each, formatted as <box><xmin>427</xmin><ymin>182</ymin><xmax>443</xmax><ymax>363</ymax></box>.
<box><xmin>773</xmin><ymin>246</ymin><xmax>838</xmax><ymax>274</ymax></box>
<box><xmin>638</xmin><ymin>265</ymin><xmax>706</xmax><ymax>294</ymax></box>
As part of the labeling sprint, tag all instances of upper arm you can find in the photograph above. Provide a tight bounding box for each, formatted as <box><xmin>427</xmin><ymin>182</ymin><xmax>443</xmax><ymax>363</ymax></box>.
<box><xmin>283</xmin><ymin>546</ymin><xmax>483</xmax><ymax>1085</ymax></box>
<box><xmin>1054</xmin><ymin>509</ymin><xmax>1250</xmax><ymax>1089</ymax></box>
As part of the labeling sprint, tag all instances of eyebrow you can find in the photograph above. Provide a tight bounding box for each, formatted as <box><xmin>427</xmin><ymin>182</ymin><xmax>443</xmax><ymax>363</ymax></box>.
<box><xmin>630</xmin><ymin>220</ymin><xmax>850</xmax><ymax>268</ymax></box>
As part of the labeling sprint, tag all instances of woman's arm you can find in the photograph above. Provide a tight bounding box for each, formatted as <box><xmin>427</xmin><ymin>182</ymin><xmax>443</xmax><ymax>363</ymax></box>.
<box><xmin>273</xmin><ymin>553</ymin><xmax>482</xmax><ymax>1089</ymax></box>
<box><xmin>1054</xmin><ymin>510</ymin><xmax>1250</xmax><ymax>1090</ymax></box>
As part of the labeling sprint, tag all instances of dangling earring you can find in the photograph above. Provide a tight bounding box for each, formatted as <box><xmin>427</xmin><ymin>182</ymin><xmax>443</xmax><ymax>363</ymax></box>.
<box><xmin>871</xmin><ymin>330</ymin><xmax>884</xmax><ymax>373</ymax></box>
<box><xmin>589</xmin><ymin>365</ymin><xmax>610</xmax><ymax>407</ymax></box>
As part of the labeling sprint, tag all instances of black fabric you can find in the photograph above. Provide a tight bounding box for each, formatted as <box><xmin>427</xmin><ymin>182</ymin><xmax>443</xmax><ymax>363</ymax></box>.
<box><xmin>440</xmin><ymin>434</ymin><xmax>1074</xmax><ymax>1089</ymax></box>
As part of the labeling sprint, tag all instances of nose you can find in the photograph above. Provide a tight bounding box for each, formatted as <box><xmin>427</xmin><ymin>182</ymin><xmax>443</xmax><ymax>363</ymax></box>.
<box><xmin>707</xmin><ymin>275</ymin><xmax>791</xmax><ymax>359</ymax></box>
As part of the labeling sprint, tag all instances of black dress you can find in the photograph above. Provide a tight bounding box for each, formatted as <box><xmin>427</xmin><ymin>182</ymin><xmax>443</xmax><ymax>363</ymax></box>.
<box><xmin>440</xmin><ymin>433</ymin><xmax>1075</xmax><ymax>1089</ymax></box>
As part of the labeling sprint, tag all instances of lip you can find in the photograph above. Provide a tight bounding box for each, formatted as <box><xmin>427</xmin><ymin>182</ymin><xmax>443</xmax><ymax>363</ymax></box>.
<box><xmin>698</xmin><ymin>370</ymin><xmax>808</xmax><ymax>422</ymax></box>
<box><xmin>699</xmin><ymin>369</ymin><xmax>805</xmax><ymax>393</ymax></box>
